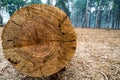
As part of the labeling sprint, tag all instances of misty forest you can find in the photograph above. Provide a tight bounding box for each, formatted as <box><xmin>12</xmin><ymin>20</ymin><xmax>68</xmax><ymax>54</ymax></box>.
<box><xmin>0</xmin><ymin>0</ymin><xmax>120</xmax><ymax>29</ymax></box>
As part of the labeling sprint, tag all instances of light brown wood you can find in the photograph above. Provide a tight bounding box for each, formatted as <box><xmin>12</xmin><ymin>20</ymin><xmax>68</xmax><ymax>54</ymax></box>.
<box><xmin>2</xmin><ymin>4</ymin><xmax>76</xmax><ymax>77</ymax></box>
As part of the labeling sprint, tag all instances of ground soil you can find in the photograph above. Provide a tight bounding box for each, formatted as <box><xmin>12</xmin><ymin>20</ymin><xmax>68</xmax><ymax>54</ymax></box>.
<box><xmin>0</xmin><ymin>27</ymin><xmax>120</xmax><ymax>80</ymax></box>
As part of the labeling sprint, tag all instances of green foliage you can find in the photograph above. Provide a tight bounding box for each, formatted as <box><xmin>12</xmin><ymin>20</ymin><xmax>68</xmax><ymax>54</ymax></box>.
<box><xmin>112</xmin><ymin>0</ymin><xmax>120</xmax><ymax>17</ymax></box>
<box><xmin>5</xmin><ymin>0</ymin><xmax>25</xmax><ymax>16</ymax></box>
<box><xmin>96</xmin><ymin>0</ymin><xmax>100</xmax><ymax>5</ymax></box>
<box><xmin>112</xmin><ymin>3</ymin><xmax>119</xmax><ymax>10</ymax></box>
<box><xmin>74</xmin><ymin>0</ymin><xmax>86</xmax><ymax>13</ymax></box>
<box><xmin>28</xmin><ymin>0</ymin><xmax>42</xmax><ymax>4</ymax></box>
<box><xmin>55</xmin><ymin>0</ymin><xmax>70</xmax><ymax>17</ymax></box>
<box><xmin>46</xmin><ymin>0</ymin><xmax>51</xmax><ymax>5</ymax></box>
<box><xmin>0</xmin><ymin>0</ymin><xmax>6</xmax><ymax>7</ymax></box>
<box><xmin>1</xmin><ymin>0</ymin><xmax>42</xmax><ymax>16</ymax></box>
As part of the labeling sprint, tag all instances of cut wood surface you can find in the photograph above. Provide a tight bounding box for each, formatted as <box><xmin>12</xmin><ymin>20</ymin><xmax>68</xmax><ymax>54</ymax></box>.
<box><xmin>2</xmin><ymin>4</ymin><xmax>76</xmax><ymax>77</ymax></box>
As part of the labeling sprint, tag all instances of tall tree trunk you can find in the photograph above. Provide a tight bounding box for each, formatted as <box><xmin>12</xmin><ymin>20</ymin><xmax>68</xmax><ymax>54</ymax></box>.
<box><xmin>118</xmin><ymin>21</ymin><xmax>120</xmax><ymax>29</ymax></box>
<box><xmin>51</xmin><ymin>0</ymin><xmax>53</xmax><ymax>5</ymax></box>
<box><xmin>112</xmin><ymin>8</ymin><xmax>115</xmax><ymax>29</ymax></box>
<box><xmin>115</xmin><ymin>17</ymin><xmax>117</xmax><ymax>29</ymax></box>
<box><xmin>95</xmin><ymin>0</ymin><xmax>102</xmax><ymax>28</ymax></box>
<box><xmin>71</xmin><ymin>3</ymin><xmax>75</xmax><ymax>26</ymax></box>
<box><xmin>0</xmin><ymin>14</ymin><xmax>3</xmax><ymax>25</ymax></box>
<box><xmin>89</xmin><ymin>12</ymin><xmax>92</xmax><ymax>28</ymax></box>
<box><xmin>0</xmin><ymin>5</ymin><xmax>3</xmax><ymax>25</ymax></box>
<box><xmin>47</xmin><ymin>0</ymin><xmax>53</xmax><ymax>5</ymax></box>
<box><xmin>89</xmin><ymin>1</ymin><xmax>92</xmax><ymax>28</ymax></box>
<box><xmin>106</xmin><ymin>2</ymin><xmax>110</xmax><ymax>28</ymax></box>
<box><xmin>119</xmin><ymin>16</ymin><xmax>120</xmax><ymax>29</ymax></box>
<box><xmin>112</xmin><ymin>16</ymin><xmax>115</xmax><ymax>29</ymax></box>
<box><xmin>117</xmin><ymin>8</ymin><xmax>119</xmax><ymax>29</ymax></box>
<box><xmin>117</xmin><ymin>16</ymin><xmax>119</xmax><ymax>29</ymax></box>
<box><xmin>82</xmin><ymin>0</ymin><xmax>89</xmax><ymax>28</ymax></box>
<box><xmin>80</xmin><ymin>12</ymin><xmax>82</xmax><ymax>27</ymax></box>
<box><xmin>75</xmin><ymin>11</ymin><xmax>77</xmax><ymax>27</ymax></box>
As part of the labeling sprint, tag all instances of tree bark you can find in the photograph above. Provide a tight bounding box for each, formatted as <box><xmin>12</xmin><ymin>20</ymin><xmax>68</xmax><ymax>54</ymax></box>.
<box><xmin>47</xmin><ymin>0</ymin><xmax>53</xmax><ymax>5</ymax></box>
<box><xmin>106</xmin><ymin>2</ymin><xmax>110</xmax><ymax>28</ymax></box>
<box><xmin>82</xmin><ymin>0</ymin><xmax>89</xmax><ymax>28</ymax></box>
<box><xmin>95</xmin><ymin>0</ymin><xmax>102</xmax><ymax>28</ymax></box>
<box><xmin>0</xmin><ymin>14</ymin><xmax>3</xmax><ymax>25</ymax></box>
<box><xmin>89</xmin><ymin>1</ymin><xmax>92</xmax><ymax>28</ymax></box>
<box><xmin>2</xmin><ymin>4</ymin><xmax>76</xmax><ymax>77</ymax></box>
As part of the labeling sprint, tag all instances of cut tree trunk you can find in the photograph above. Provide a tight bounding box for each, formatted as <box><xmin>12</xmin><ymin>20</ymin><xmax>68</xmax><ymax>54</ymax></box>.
<box><xmin>2</xmin><ymin>4</ymin><xmax>76</xmax><ymax>77</ymax></box>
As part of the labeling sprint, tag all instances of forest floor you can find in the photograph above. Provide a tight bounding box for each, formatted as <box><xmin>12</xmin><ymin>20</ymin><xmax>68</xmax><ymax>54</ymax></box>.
<box><xmin>0</xmin><ymin>27</ymin><xmax>120</xmax><ymax>80</ymax></box>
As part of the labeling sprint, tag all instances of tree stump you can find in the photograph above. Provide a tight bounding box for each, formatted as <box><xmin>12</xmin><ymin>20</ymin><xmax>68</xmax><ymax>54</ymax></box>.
<box><xmin>2</xmin><ymin>4</ymin><xmax>76</xmax><ymax>77</ymax></box>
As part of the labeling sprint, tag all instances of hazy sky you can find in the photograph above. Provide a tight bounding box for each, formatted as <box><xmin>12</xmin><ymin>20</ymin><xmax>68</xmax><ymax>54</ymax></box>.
<box><xmin>42</xmin><ymin>0</ymin><xmax>47</xmax><ymax>3</ymax></box>
<box><xmin>1</xmin><ymin>10</ymin><xmax>10</xmax><ymax>24</ymax></box>
<box><xmin>42</xmin><ymin>0</ymin><xmax>56</xmax><ymax>5</ymax></box>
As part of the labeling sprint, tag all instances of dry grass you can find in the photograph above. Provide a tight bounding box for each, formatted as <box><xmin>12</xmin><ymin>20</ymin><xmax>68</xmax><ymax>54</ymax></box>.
<box><xmin>0</xmin><ymin>27</ymin><xmax>120</xmax><ymax>80</ymax></box>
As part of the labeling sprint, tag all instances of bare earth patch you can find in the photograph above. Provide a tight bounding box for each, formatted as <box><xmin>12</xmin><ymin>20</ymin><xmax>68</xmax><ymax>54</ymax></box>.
<box><xmin>0</xmin><ymin>27</ymin><xmax>120</xmax><ymax>80</ymax></box>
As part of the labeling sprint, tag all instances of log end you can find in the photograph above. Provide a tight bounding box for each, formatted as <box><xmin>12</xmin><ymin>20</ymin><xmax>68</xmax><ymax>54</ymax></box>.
<box><xmin>2</xmin><ymin>4</ymin><xmax>77</xmax><ymax>77</ymax></box>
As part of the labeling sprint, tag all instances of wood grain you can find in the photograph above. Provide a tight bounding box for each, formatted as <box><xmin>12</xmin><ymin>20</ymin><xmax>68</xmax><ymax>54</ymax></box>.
<box><xmin>2</xmin><ymin>4</ymin><xmax>76</xmax><ymax>77</ymax></box>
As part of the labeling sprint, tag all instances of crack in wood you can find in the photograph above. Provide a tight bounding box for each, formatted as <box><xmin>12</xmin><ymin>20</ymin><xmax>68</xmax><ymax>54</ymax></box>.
<box><xmin>26</xmin><ymin>7</ymin><xmax>30</xmax><ymax>16</ymax></box>
<box><xmin>27</xmin><ymin>6</ymin><xmax>41</xmax><ymax>16</ymax></box>
<box><xmin>44</xmin><ymin>7</ymin><xmax>58</xmax><ymax>16</ymax></box>
<box><xmin>18</xmin><ymin>57</ymin><xmax>32</xmax><ymax>73</ymax></box>
<box><xmin>65</xmin><ymin>40</ymin><xmax>76</xmax><ymax>42</ymax></box>
<box><xmin>14</xmin><ymin>37</ymin><xmax>29</xmax><ymax>42</ymax></box>
<box><xmin>71</xmin><ymin>47</ymin><xmax>76</xmax><ymax>49</ymax></box>
<box><xmin>58</xmin><ymin>16</ymin><xmax>67</xmax><ymax>26</ymax></box>
<box><xmin>2</xmin><ymin>39</ymin><xmax>14</xmax><ymax>42</ymax></box>
<box><xmin>17</xmin><ymin>44</ymin><xmax>44</xmax><ymax>74</ymax></box>
<box><xmin>29</xmin><ymin>6</ymin><xmax>40</xmax><ymax>11</ymax></box>
<box><xmin>11</xmin><ymin>21</ymin><xmax>23</xmax><ymax>27</ymax></box>
<box><xmin>8</xmin><ymin>58</ymin><xmax>21</xmax><ymax>65</ymax></box>
<box><xmin>17</xmin><ymin>46</ymin><xmax>35</xmax><ymax>72</ymax></box>
<box><xmin>62</xmin><ymin>32</ymin><xmax>65</xmax><ymax>35</ymax></box>
<box><xmin>48</xmin><ymin>40</ymin><xmax>76</xmax><ymax>43</ymax></box>
<box><xmin>40</xmin><ymin>67</ymin><xmax>45</xmax><ymax>78</ymax></box>
<box><xmin>34</xmin><ymin>26</ymin><xmax>41</xmax><ymax>43</ymax></box>
<box><xmin>7</xmin><ymin>40</ymin><xmax>13</xmax><ymax>41</ymax></box>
